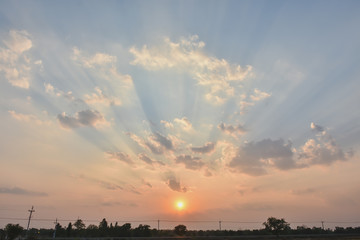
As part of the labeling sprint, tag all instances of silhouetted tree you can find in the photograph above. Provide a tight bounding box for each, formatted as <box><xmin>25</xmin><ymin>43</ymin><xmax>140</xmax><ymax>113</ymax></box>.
<box><xmin>263</xmin><ymin>217</ymin><xmax>290</xmax><ymax>236</ymax></box>
<box><xmin>174</xmin><ymin>224</ymin><xmax>187</xmax><ymax>236</ymax></box>
<box><xmin>86</xmin><ymin>224</ymin><xmax>98</xmax><ymax>237</ymax></box>
<box><xmin>4</xmin><ymin>224</ymin><xmax>23</xmax><ymax>240</ymax></box>
<box><xmin>66</xmin><ymin>222</ymin><xmax>72</xmax><ymax>237</ymax></box>
<box><xmin>99</xmin><ymin>218</ymin><xmax>108</xmax><ymax>236</ymax></box>
<box><xmin>99</xmin><ymin>218</ymin><xmax>108</xmax><ymax>229</ymax></box>
<box><xmin>133</xmin><ymin>224</ymin><xmax>151</xmax><ymax>237</ymax></box>
<box><xmin>74</xmin><ymin>219</ymin><xmax>85</xmax><ymax>230</ymax></box>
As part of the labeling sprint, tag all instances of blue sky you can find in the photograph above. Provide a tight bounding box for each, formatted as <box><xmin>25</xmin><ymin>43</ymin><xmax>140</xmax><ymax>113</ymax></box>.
<box><xmin>1</xmin><ymin>0</ymin><xmax>360</xmax><ymax>230</ymax></box>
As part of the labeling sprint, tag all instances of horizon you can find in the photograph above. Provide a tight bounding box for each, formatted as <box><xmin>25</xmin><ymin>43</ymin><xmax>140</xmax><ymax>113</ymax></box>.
<box><xmin>1</xmin><ymin>0</ymin><xmax>360</xmax><ymax>231</ymax></box>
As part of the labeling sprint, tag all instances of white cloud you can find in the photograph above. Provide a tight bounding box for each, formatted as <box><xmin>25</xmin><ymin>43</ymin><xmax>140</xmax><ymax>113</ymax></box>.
<box><xmin>3</xmin><ymin>30</ymin><xmax>32</xmax><ymax>53</ymax></box>
<box><xmin>250</xmin><ymin>88</ymin><xmax>271</xmax><ymax>101</ymax></box>
<box><xmin>130</xmin><ymin>35</ymin><xmax>253</xmax><ymax>104</ymax></box>
<box><xmin>72</xmin><ymin>47</ymin><xmax>133</xmax><ymax>87</ymax></box>
<box><xmin>9</xmin><ymin>110</ymin><xmax>51</xmax><ymax>126</ymax></box>
<box><xmin>0</xmin><ymin>30</ymin><xmax>36</xmax><ymax>88</ymax></box>
<box><xmin>84</xmin><ymin>87</ymin><xmax>121</xmax><ymax>106</ymax></box>
<box><xmin>161</xmin><ymin>120</ymin><xmax>174</xmax><ymax>129</ymax></box>
<box><xmin>174</xmin><ymin>117</ymin><xmax>193</xmax><ymax>132</ymax></box>
<box><xmin>57</xmin><ymin>109</ymin><xmax>108</xmax><ymax>129</ymax></box>
<box><xmin>298</xmin><ymin>123</ymin><xmax>352</xmax><ymax>166</ymax></box>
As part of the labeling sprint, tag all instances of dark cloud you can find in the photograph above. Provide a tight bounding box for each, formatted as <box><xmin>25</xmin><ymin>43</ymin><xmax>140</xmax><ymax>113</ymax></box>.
<box><xmin>311</xmin><ymin>122</ymin><xmax>325</xmax><ymax>133</ymax></box>
<box><xmin>57</xmin><ymin>109</ymin><xmax>106</xmax><ymax>129</ymax></box>
<box><xmin>142</xmin><ymin>179</ymin><xmax>152</xmax><ymax>188</ymax></box>
<box><xmin>291</xmin><ymin>188</ymin><xmax>317</xmax><ymax>195</ymax></box>
<box><xmin>228</xmin><ymin>123</ymin><xmax>352</xmax><ymax>176</ymax></box>
<box><xmin>101</xmin><ymin>201</ymin><xmax>138</xmax><ymax>207</ymax></box>
<box><xmin>106</xmin><ymin>151</ymin><xmax>133</xmax><ymax>165</ymax></box>
<box><xmin>229</xmin><ymin>138</ymin><xmax>295</xmax><ymax>176</ymax></box>
<box><xmin>0</xmin><ymin>187</ymin><xmax>47</xmax><ymax>196</ymax></box>
<box><xmin>138</xmin><ymin>153</ymin><xmax>164</xmax><ymax>166</ymax></box>
<box><xmin>152</xmin><ymin>132</ymin><xmax>173</xmax><ymax>150</ymax></box>
<box><xmin>218</xmin><ymin>123</ymin><xmax>246</xmax><ymax>136</ymax></box>
<box><xmin>175</xmin><ymin>154</ymin><xmax>205</xmax><ymax>170</ymax></box>
<box><xmin>164</xmin><ymin>173</ymin><xmax>187</xmax><ymax>192</ymax></box>
<box><xmin>191</xmin><ymin>142</ymin><xmax>215</xmax><ymax>154</ymax></box>
<box><xmin>127</xmin><ymin>132</ymin><xmax>174</xmax><ymax>155</ymax></box>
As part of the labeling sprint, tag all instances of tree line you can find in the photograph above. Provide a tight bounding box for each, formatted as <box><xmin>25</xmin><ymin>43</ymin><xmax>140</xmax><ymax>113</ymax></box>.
<box><xmin>1</xmin><ymin>217</ymin><xmax>360</xmax><ymax>240</ymax></box>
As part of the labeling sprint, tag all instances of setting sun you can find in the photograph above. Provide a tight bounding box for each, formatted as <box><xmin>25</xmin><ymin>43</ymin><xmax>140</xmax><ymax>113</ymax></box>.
<box><xmin>176</xmin><ymin>201</ymin><xmax>184</xmax><ymax>210</ymax></box>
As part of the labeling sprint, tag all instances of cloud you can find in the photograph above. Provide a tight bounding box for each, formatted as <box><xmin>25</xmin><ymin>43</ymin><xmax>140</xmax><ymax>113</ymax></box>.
<box><xmin>291</xmin><ymin>188</ymin><xmax>317</xmax><ymax>195</ymax></box>
<box><xmin>141</xmin><ymin>179</ymin><xmax>152</xmax><ymax>188</ymax></box>
<box><xmin>298</xmin><ymin>123</ymin><xmax>352</xmax><ymax>166</ymax></box>
<box><xmin>153</xmin><ymin>132</ymin><xmax>173</xmax><ymax>150</ymax></box>
<box><xmin>174</xmin><ymin>117</ymin><xmax>193</xmax><ymax>132</ymax></box>
<box><xmin>76</xmin><ymin>175</ymin><xmax>140</xmax><ymax>194</ymax></box>
<box><xmin>72</xmin><ymin>47</ymin><xmax>116</xmax><ymax>68</ymax></box>
<box><xmin>175</xmin><ymin>154</ymin><xmax>205</xmax><ymax>170</ymax></box>
<box><xmin>57</xmin><ymin>109</ymin><xmax>108</xmax><ymax>129</ymax></box>
<box><xmin>72</xmin><ymin>47</ymin><xmax>133</xmax><ymax>86</ymax></box>
<box><xmin>128</xmin><ymin>131</ymin><xmax>174</xmax><ymax>155</ymax></box>
<box><xmin>101</xmin><ymin>201</ymin><xmax>138</xmax><ymax>207</ymax></box>
<box><xmin>161</xmin><ymin>120</ymin><xmax>174</xmax><ymax>129</ymax></box>
<box><xmin>250</xmin><ymin>88</ymin><xmax>271</xmax><ymax>101</ymax></box>
<box><xmin>218</xmin><ymin>123</ymin><xmax>246</xmax><ymax>137</ymax></box>
<box><xmin>44</xmin><ymin>82</ymin><xmax>84</xmax><ymax>105</ymax></box>
<box><xmin>138</xmin><ymin>153</ymin><xmax>164</xmax><ymax>166</ymax></box>
<box><xmin>84</xmin><ymin>87</ymin><xmax>121</xmax><ymax>106</ymax></box>
<box><xmin>164</xmin><ymin>173</ymin><xmax>187</xmax><ymax>193</ymax></box>
<box><xmin>106</xmin><ymin>151</ymin><xmax>134</xmax><ymax>165</ymax></box>
<box><xmin>310</xmin><ymin>122</ymin><xmax>325</xmax><ymax>133</ymax></box>
<box><xmin>238</xmin><ymin>89</ymin><xmax>271</xmax><ymax>114</ymax></box>
<box><xmin>0</xmin><ymin>30</ymin><xmax>36</xmax><ymax>88</ymax></box>
<box><xmin>0</xmin><ymin>187</ymin><xmax>47</xmax><ymax>196</ymax></box>
<box><xmin>190</xmin><ymin>142</ymin><xmax>216</xmax><ymax>154</ymax></box>
<box><xmin>228</xmin><ymin>139</ymin><xmax>295</xmax><ymax>176</ymax></box>
<box><xmin>226</xmin><ymin>123</ymin><xmax>351</xmax><ymax>176</ymax></box>
<box><xmin>9</xmin><ymin>110</ymin><xmax>50</xmax><ymax>125</ymax></box>
<box><xmin>130</xmin><ymin>35</ymin><xmax>253</xmax><ymax>104</ymax></box>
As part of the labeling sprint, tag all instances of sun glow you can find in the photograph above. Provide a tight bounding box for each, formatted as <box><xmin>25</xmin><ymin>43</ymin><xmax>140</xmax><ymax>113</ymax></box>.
<box><xmin>176</xmin><ymin>201</ymin><xmax>184</xmax><ymax>210</ymax></box>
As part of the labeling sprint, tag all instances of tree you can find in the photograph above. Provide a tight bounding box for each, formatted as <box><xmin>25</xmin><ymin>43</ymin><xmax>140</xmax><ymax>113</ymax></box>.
<box><xmin>4</xmin><ymin>224</ymin><xmax>23</xmax><ymax>240</ymax></box>
<box><xmin>99</xmin><ymin>218</ymin><xmax>108</xmax><ymax>236</ymax></box>
<box><xmin>263</xmin><ymin>217</ymin><xmax>290</xmax><ymax>236</ymax></box>
<box><xmin>133</xmin><ymin>224</ymin><xmax>151</xmax><ymax>237</ymax></box>
<box><xmin>174</xmin><ymin>224</ymin><xmax>187</xmax><ymax>236</ymax></box>
<box><xmin>66</xmin><ymin>222</ymin><xmax>72</xmax><ymax>237</ymax></box>
<box><xmin>99</xmin><ymin>218</ymin><xmax>108</xmax><ymax>229</ymax></box>
<box><xmin>74</xmin><ymin>219</ymin><xmax>86</xmax><ymax>230</ymax></box>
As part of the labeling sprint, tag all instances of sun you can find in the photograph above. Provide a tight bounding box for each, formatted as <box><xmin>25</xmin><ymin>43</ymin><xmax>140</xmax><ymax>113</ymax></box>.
<box><xmin>176</xmin><ymin>201</ymin><xmax>185</xmax><ymax>210</ymax></box>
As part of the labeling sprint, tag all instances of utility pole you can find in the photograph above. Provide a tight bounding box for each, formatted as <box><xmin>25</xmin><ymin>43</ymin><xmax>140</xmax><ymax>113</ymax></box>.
<box><xmin>53</xmin><ymin>218</ymin><xmax>58</xmax><ymax>239</ymax></box>
<box><xmin>219</xmin><ymin>220</ymin><xmax>222</xmax><ymax>231</ymax></box>
<box><xmin>157</xmin><ymin>220</ymin><xmax>160</xmax><ymax>231</ymax></box>
<box><xmin>26</xmin><ymin>206</ymin><xmax>35</xmax><ymax>237</ymax></box>
<box><xmin>321</xmin><ymin>221</ymin><xmax>325</xmax><ymax>230</ymax></box>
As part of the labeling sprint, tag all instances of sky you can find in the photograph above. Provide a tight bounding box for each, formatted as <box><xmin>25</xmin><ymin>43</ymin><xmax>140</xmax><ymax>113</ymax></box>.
<box><xmin>1</xmin><ymin>0</ymin><xmax>360</xmax><ymax>231</ymax></box>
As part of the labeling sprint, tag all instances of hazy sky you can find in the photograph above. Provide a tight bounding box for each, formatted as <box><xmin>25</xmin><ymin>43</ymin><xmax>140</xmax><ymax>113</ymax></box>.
<box><xmin>1</xmin><ymin>0</ymin><xmax>360</xmax><ymax>230</ymax></box>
